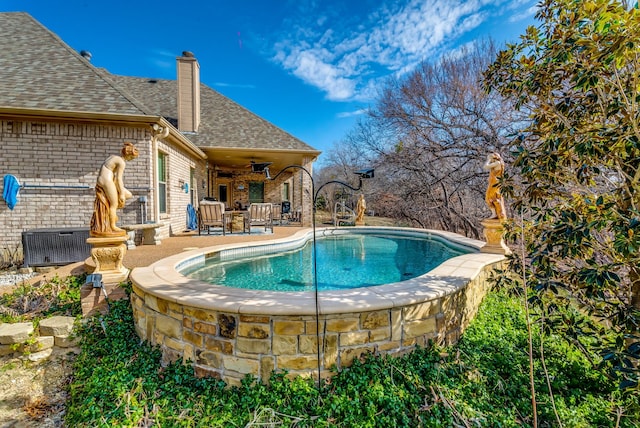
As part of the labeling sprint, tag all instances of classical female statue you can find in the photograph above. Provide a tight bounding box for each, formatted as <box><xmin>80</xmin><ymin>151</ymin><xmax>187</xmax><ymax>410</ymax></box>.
<box><xmin>90</xmin><ymin>142</ymin><xmax>139</xmax><ymax>237</ymax></box>
<box><xmin>483</xmin><ymin>152</ymin><xmax>507</xmax><ymax>221</ymax></box>
<box><xmin>355</xmin><ymin>194</ymin><xmax>366</xmax><ymax>224</ymax></box>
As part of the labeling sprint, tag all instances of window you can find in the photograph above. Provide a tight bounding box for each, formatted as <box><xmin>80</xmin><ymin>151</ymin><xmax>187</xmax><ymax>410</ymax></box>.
<box><xmin>158</xmin><ymin>152</ymin><xmax>167</xmax><ymax>214</ymax></box>
<box><xmin>248</xmin><ymin>182</ymin><xmax>264</xmax><ymax>204</ymax></box>
<box><xmin>282</xmin><ymin>182</ymin><xmax>290</xmax><ymax>202</ymax></box>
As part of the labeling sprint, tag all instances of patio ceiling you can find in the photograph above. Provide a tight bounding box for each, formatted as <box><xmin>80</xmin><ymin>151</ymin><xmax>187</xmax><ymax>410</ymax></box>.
<box><xmin>203</xmin><ymin>147</ymin><xmax>320</xmax><ymax>175</ymax></box>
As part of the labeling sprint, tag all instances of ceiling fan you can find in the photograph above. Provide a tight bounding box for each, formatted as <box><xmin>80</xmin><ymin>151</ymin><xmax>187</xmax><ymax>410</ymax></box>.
<box><xmin>247</xmin><ymin>160</ymin><xmax>272</xmax><ymax>173</ymax></box>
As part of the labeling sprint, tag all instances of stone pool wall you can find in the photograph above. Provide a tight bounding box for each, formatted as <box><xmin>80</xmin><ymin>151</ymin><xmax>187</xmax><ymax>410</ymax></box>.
<box><xmin>130</xmin><ymin>259</ymin><xmax>502</xmax><ymax>387</ymax></box>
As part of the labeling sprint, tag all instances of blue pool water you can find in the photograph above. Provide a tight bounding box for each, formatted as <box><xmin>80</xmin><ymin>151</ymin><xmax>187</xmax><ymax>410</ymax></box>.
<box><xmin>182</xmin><ymin>234</ymin><xmax>469</xmax><ymax>292</ymax></box>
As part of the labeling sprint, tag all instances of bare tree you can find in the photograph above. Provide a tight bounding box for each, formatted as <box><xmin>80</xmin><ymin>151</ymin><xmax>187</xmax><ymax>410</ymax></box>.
<box><xmin>325</xmin><ymin>40</ymin><xmax>525</xmax><ymax>238</ymax></box>
<box><xmin>315</xmin><ymin>127</ymin><xmax>380</xmax><ymax>216</ymax></box>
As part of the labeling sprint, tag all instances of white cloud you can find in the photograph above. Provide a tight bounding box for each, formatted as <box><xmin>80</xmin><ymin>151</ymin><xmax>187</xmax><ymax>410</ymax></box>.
<box><xmin>151</xmin><ymin>49</ymin><xmax>175</xmax><ymax>58</ymax></box>
<box><xmin>336</xmin><ymin>109</ymin><xmax>367</xmax><ymax>118</ymax></box>
<box><xmin>213</xmin><ymin>82</ymin><xmax>257</xmax><ymax>89</ymax></box>
<box><xmin>295</xmin><ymin>51</ymin><xmax>356</xmax><ymax>99</ymax></box>
<box><xmin>509</xmin><ymin>5</ymin><xmax>537</xmax><ymax>23</ymax></box>
<box><xmin>271</xmin><ymin>0</ymin><xmax>519</xmax><ymax>102</ymax></box>
<box><xmin>446</xmin><ymin>40</ymin><xmax>480</xmax><ymax>60</ymax></box>
<box><xmin>149</xmin><ymin>49</ymin><xmax>175</xmax><ymax>71</ymax></box>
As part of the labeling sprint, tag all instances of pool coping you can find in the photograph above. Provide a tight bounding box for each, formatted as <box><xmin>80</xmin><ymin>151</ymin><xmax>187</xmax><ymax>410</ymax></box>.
<box><xmin>129</xmin><ymin>226</ymin><xmax>505</xmax><ymax>316</ymax></box>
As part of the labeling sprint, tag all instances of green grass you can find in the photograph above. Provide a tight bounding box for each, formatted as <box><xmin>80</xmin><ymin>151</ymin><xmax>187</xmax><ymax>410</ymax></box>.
<box><xmin>64</xmin><ymin>286</ymin><xmax>640</xmax><ymax>427</ymax></box>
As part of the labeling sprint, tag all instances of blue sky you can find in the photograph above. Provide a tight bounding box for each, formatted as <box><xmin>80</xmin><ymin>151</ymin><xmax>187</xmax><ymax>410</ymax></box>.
<box><xmin>3</xmin><ymin>0</ymin><xmax>537</xmax><ymax>163</ymax></box>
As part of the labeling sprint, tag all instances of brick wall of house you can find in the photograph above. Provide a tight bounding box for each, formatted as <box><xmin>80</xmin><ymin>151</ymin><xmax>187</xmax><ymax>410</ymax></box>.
<box><xmin>156</xmin><ymin>139</ymin><xmax>207</xmax><ymax>236</ymax></box>
<box><xmin>0</xmin><ymin>119</ymin><xmax>205</xmax><ymax>258</ymax></box>
<box><xmin>264</xmin><ymin>175</ymin><xmax>295</xmax><ymax>207</ymax></box>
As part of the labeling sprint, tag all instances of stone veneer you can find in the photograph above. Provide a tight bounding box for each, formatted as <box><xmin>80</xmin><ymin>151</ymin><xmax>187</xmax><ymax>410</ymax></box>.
<box><xmin>129</xmin><ymin>227</ymin><xmax>505</xmax><ymax>386</ymax></box>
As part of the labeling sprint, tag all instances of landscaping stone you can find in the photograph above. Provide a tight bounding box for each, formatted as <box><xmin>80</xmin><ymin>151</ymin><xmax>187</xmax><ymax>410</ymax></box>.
<box><xmin>0</xmin><ymin>316</ymin><xmax>79</xmax><ymax>365</ymax></box>
<box><xmin>0</xmin><ymin>343</ymin><xmax>15</xmax><ymax>356</ymax></box>
<box><xmin>39</xmin><ymin>315</ymin><xmax>75</xmax><ymax>336</ymax></box>
<box><xmin>26</xmin><ymin>348</ymin><xmax>53</xmax><ymax>362</ymax></box>
<box><xmin>80</xmin><ymin>282</ymin><xmax>128</xmax><ymax>317</ymax></box>
<box><xmin>0</xmin><ymin>322</ymin><xmax>34</xmax><ymax>345</ymax></box>
<box><xmin>0</xmin><ymin>270</ymin><xmax>36</xmax><ymax>286</ymax></box>
<box><xmin>22</xmin><ymin>336</ymin><xmax>54</xmax><ymax>353</ymax></box>
<box><xmin>54</xmin><ymin>335</ymin><xmax>78</xmax><ymax>348</ymax></box>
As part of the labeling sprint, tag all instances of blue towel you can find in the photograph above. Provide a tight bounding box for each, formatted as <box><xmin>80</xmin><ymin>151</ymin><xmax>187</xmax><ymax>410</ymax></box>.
<box><xmin>2</xmin><ymin>174</ymin><xmax>20</xmax><ymax>210</ymax></box>
<box><xmin>186</xmin><ymin>203</ymin><xmax>198</xmax><ymax>230</ymax></box>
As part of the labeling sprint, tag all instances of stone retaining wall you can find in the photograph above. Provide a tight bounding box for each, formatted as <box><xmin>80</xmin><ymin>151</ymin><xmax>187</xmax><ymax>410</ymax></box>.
<box><xmin>131</xmin><ymin>261</ymin><xmax>501</xmax><ymax>387</ymax></box>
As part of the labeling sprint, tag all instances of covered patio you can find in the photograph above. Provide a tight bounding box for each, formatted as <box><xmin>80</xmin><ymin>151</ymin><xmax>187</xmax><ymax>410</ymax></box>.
<box><xmin>201</xmin><ymin>147</ymin><xmax>318</xmax><ymax>228</ymax></box>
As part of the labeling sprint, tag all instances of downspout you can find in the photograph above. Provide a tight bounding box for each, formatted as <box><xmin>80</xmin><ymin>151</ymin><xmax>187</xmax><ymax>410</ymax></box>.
<box><xmin>207</xmin><ymin>163</ymin><xmax>211</xmax><ymax>199</ymax></box>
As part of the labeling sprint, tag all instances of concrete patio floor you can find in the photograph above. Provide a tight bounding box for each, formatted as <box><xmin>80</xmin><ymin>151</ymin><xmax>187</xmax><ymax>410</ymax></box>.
<box><xmin>121</xmin><ymin>226</ymin><xmax>304</xmax><ymax>269</ymax></box>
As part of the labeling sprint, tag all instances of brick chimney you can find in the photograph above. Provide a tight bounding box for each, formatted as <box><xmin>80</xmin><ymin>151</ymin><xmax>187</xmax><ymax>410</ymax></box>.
<box><xmin>177</xmin><ymin>51</ymin><xmax>200</xmax><ymax>133</ymax></box>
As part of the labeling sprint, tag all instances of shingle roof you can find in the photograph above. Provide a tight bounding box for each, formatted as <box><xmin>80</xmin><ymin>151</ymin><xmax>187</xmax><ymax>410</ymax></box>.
<box><xmin>109</xmin><ymin>75</ymin><xmax>317</xmax><ymax>152</ymax></box>
<box><xmin>0</xmin><ymin>12</ymin><xmax>318</xmax><ymax>155</ymax></box>
<box><xmin>0</xmin><ymin>12</ymin><xmax>150</xmax><ymax>115</ymax></box>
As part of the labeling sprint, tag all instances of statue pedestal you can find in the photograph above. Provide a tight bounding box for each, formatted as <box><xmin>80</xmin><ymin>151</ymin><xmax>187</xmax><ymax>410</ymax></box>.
<box><xmin>355</xmin><ymin>220</ymin><xmax>365</xmax><ymax>226</ymax></box>
<box><xmin>481</xmin><ymin>218</ymin><xmax>511</xmax><ymax>255</ymax></box>
<box><xmin>86</xmin><ymin>235</ymin><xmax>129</xmax><ymax>284</ymax></box>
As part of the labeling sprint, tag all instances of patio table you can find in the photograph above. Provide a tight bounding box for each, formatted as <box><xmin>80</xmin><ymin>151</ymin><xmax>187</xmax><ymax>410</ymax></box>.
<box><xmin>224</xmin><ymin>210</ymin><xmax>247</xmax><ymax>234</ymax></box>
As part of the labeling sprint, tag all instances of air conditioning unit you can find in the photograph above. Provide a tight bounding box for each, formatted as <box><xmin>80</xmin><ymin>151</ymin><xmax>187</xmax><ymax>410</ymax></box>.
<box><xmin>22</xmin><ymin>228</ymin><xmax>91</xmax><ymax>267</ymax></box>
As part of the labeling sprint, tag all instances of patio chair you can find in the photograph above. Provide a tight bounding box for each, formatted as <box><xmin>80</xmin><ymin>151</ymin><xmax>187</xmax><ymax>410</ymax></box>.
<box><xmin>272</xmin><ymin>203</ymin><xmax>282</xmax><ymax>225</ymax></box>
<box><xmin>198</xmin><ymin>202</ymin><xmax>229</xmax><ymax>235</ymax></box>
<box><xmin>333</xmin><ymin>201</ymin><xmax>355</xmax><ymax>226</ymax></box>
<box><xmin>244</xmin><ymin>203</ymin><xmax>273</xmax><ymax>234</ymax></box>
<box><xmin>289</xmin><ymin>208</ymin><xmax>302</xmax><ymax>225</ymax></box>
<box><xmin>278</xmin><ymin>201</ymin><xmax>291</xmax><ymax>225</ymax></box>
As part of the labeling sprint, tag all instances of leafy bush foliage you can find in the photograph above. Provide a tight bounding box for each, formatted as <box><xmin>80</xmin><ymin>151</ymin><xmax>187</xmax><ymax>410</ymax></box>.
<box><xmin>0</xmin><ymin>274</ymin><xmax>83</xmax><ymax>322</ymax></box>
<box><xmin>484</xmin><ymin>0</ymin><xmax>640</xmax><ymax>392</ymax></box>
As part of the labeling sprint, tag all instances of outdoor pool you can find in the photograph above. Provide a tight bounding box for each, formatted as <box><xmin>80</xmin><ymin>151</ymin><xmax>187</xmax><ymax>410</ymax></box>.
<box><xmin>129</xmin><ymin>226</ymin><xmax>505</xmax><ymax>385</ymax></box>
<box><xmin>181</xmin><ymin>233</ymin><xmax>470</xmax><ymax>291</ymax></box>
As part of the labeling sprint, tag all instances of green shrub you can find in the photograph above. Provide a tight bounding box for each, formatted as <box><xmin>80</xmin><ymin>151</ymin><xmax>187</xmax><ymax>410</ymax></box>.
<box><xmin>0</xmin><ymin>273</ymin><xmax>83</xmax><ymax>322</ymax></box>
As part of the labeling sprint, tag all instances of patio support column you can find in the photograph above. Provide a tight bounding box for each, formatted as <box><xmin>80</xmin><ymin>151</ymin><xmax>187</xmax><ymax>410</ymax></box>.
<box><xmin>300</xmin><ymin>156</ymin><xmax>314</xmax><ymax>227</ymax></box>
